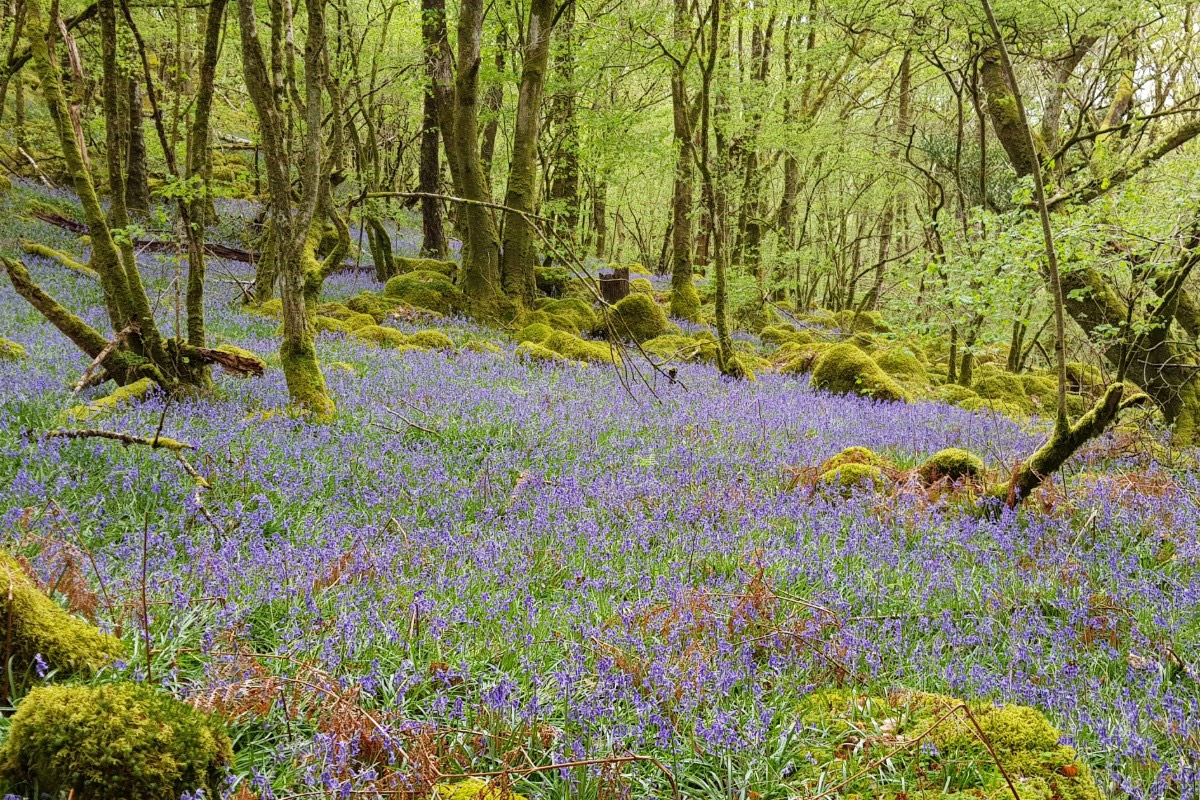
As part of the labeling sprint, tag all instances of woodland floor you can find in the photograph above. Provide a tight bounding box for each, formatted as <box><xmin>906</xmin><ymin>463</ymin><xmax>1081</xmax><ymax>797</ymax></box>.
<box><xmin>0</xmin><ymin>182</ymin><xmax>1197</xmax><ymax>799</ymax></box>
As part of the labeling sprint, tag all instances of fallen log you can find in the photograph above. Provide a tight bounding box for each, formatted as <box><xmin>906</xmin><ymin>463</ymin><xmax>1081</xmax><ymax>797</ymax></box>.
<box><xmin>30</xmin><ymin>207</ymin><xmax>261</xmax><ymax>264</ymax></box>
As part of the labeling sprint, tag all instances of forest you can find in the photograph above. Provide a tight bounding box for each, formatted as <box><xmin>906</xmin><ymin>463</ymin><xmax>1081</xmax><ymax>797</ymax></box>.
<box><xmin>0</xmin><ymin>0</ymin><xmax>1198</xmax><ymax>796</ymax></box>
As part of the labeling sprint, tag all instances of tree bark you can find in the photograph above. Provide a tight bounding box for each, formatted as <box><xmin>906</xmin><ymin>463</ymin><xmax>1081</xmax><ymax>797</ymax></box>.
<box><xmin>419</xmin><ymin>90</ymin><xmax>449</xmax><ymax>259</ymax></box>
<box><xmin>124</xmin><ymin>77</ymin><xmax>151</xmax><ymax>215</ymax></box>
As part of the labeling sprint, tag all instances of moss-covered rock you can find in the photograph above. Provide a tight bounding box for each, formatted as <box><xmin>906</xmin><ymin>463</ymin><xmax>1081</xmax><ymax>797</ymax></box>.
<box><xmin>761</xmin><ymin>324</ymin><xmax>815</xmax><ymax>346</ymax></box>
<box><xmin>545</xmin><ymin>331</ymin><xmax>618</xmax><ymax>364</ymax></box>
<box><xmin>817</xmin><ymin>462</ymin><xmax>887</xmax><ymax>494</ymax></box>
<box><xmin>0</xmin><ymin>683</ymin><xmax>232</xmax><ymax>800</ymax></box>
<box><xmin>255</xmin><ymin>297</ymin><xmax>283</xmax><ymax>318</ymax></box>
<box><xmin>346</xmin><ymin>291</ymin><xmax>406</xmax><ymax>322</ymax></box>
<box><xmin>517</xmin><ymin>341</ymin><xmax>577</xmax><ymax>366</ymax></box>
<box><xmin>630</xmin><ymin>277</ymin><xmax>654</xmax><ymax>294</ymax></box>
<box><xmin>0</xmin><ymin>337</ymin><xmax>25</xmax><ymax>360</ymax></box>
<box><xmin>312</xmin><ymin>315</ymin><xmax>351</xmax><ymax>334</ymax></box>
<box><xmin>0</xmin><ymin>174</ymin><xmax>12</xmax><ymax>194</ymax></box>
<box><xmin>642</xmin><ymin>334</ymin><xmax>718</xmax><ymax>364</ymax></box>
<box><xmin>778</xmin><ymin>342</ymin><xmax>832</xmax><ymax>374</ymax></box>
<box><xmin>1066</xmin><ymin>361</ymin><xmax>1105</xmax><ymax>393</ymax></box>
<box><xmin>1022</xmin><ymin>373</ymin><xmax>1059</xmax><ymax>410</ymax></box>
<box><xmin>464</xmin><ymin>339</ymin><xmax>504</xmax><ymax>355</ymax></box>
<box><xmin>876</xmin><ymin>348</ymin><xmax>929</xmax><ymax>383</ymax></box>
<box><xmin>811</xmin><ymin>344</ymin><xmax>908</xmax><ymax>402</ymax></box>
<box><xmin>626</xmin><ymin>262</ymin><xmax>651</xmax><ymax>276</ymax></box>
<box><xmin>973</xmin><ymin>370</ymin><xmax>1034</xmax><ymax>413</ymax></box>
<box><xmin>606</xmin><ymin>293</ymin><xmax>668</xmax><ymax>343</ymax></box>
<box><xmin>959</xmin><ymin>395</ymin><xmax>1028</xmax><ymax>418</ymax></box>
<box><xmin>515</xmin><ymin>322</ymin><xmax>555</xmax><ymax>345</ymax></box>
<box><xmin>382</xmin><ymin>270</ymin><xmax>464</xmax><ymax>315</ymax></box>
<box><xmin>797</xmin><ymin>690</ymin><xmax>1100</xmax><ymax>800</ymax></box>
<box><xmin>515</xmin><ymin>309</ymin><xmax>580</xmax><ymax>336</ymax></box>
<box><xmin>821</xmin><ymin>445</ymin><xmax>886</xmax><ymax>472</ymax></box>
<box><xmin>59</xmin><ymin>377</ymin><xmax>157</xmax><ymax>424</ymax></box>
<box><xmin>669</xmin><ymin>283</ymin><xmax>703</xmax><ymax>323</ymax></box>
<box><xmin>534</xmin><ymin>265</ymin><xmax>572</xmax><ymax>295</ymax></box>
<box><xmin>932</xmin><ymin>383</ymin><xmax>978</xmax><ymax>404</ymax></box>
<box><xmin>919</xmin><ymin>447</ymin><xmax>985</xmax><ymax>484</ymax></box>
<box><xmin>0</xmin><ymin>549</ymin><xmax>121</xmax><ymax>676</ymax></box>
<box><xmin>835</xmin><ymin>308</ymin><xmax>889</xmax><ymax>334</ymax></box>
<box><xmin>394</xmin><ymin>256</ymin><xmax>457</xmax><ymax>279</ymax></box>
<box><xmin>355</xmin><ymin>325</ymin><xmax>414</xmax><ymax>349</ymax></box>
<box><xmin>432</xmin><ymin>778</ymin><xmax>530</xmax><ymax>800</ymax></box>
<box><xmin>538</xmin><ymin>297</ymin><xmax>598</xmax><ymax>331</ymax></box>
<box><xmin>407</xmin><ymin>329</ymin><xmax>456</xmax><ymax>352</ymax></box>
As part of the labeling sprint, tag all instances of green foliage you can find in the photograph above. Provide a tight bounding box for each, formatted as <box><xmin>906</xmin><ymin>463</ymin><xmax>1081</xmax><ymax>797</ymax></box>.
<box><xmin>919</xmin><ymin>447</ymin><xmax>985</xmax><ymax>484</ymax></box>
<box><xmin>932</xmin><ymin>383</ymin><xmax>979</xmax><ymax>404</ymax></box>
<box><xmin>0</xmin><ymin>549</ymin><xmax>122</xmax><ymax>676</ymax></box>
<box><xmin>0</xmin><ymin>683</ymin><xmax>232</xmax><ymax>800</ymax></box>
<box><xmin>811</xmin><ymin>344</ymin><xmax>908</xmax><ymax>403</ymax></box>
<box><xmin>605</xmin><ymin>294</ymin><xmax>668</xmax><ymax>343</ymax></box>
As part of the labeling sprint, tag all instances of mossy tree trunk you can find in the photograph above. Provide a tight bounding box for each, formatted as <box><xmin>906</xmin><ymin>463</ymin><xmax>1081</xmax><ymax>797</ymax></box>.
<box><xmin>419</xmin><ymin>91</ymin><xmax>449</xmax><ymax>259</ymax></box>
<box><xmin>498</xmin><ymin>0</ymin><xmax>554</xmax><ymax>306</ymax></box>
<box><xmin>667</xmin><ymin>0</ymin><xmax>701</xmax><ymax>322</ymax></box>
<box><xmin>124</xmin><ymin>77</ymin><xmax>151</xmax><ymax>216</ymax></box>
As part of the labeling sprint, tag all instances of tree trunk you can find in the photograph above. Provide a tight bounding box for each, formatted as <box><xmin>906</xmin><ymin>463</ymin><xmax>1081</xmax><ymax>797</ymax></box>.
<box><xmin>499</xmin><ymin>0</ymin><xmax>554</xmax><ymax>305</ymax></box>
<box><xmin>479</xmin><ymin>34</ymin><xmax>504</xmax><ymax>186</ymax></box>
<box><xmin>547</xmin><ymin>1</ymin><xmax>579</xmax><ymax>243</ymax></box>
<box><xmin>419</xmin><ymin>90</ymin><xmax>449</xmax><ymax>259</ymax></box>
<box><xmin>668</xmin><ymin>0</ymin><xmax>701</xmax><ymax>322</ymax></box>
<box><xmin>124</xmin><ymin>78</ymin><xmax>151</xmax><ymax>215</ymax></box>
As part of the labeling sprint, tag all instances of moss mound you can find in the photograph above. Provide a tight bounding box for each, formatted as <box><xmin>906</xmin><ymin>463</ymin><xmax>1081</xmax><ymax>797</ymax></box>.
<box><xmin>797</xmin><ymin>690</ymin><xmax>1100</xmax><ymax>800</ymax></box>
<box><xmin>777</xmin><ymin>342</ymin><xmax>832</xmax><ymax>374</ymax></box>
<box><xmin>394</xmin><ymin>255</ymin><xmax>457</xmax><ymax>279</ymax></box>
<box><xmin>820</xmin><ymin>446</ymin><xmax>886</xmax><ymax>472</ymax></box>
<box><xmin>59</xmin><ymin>377</ymin><xmax>157</xmax><ymax>425</ymax></box>
<box><xmin>515</xmin><ymin>309</ymin><xmax>580</xmax><ymax>336</ymax></box>
<box><xmin>355</xmin><ymin>325</ymin><xmax>414</xmax><ymax>349</ymax></box>
<box><xmin>642</xmin><ymin>334</ymin><xmax>718</xmax><ymax>364</ymax></box>
<box><xmin>515</xmin><ymin>322</ymin><xmax>555</xmax><ymax>345</ymax></box>
<box><xmin>834</xmin><ymin>308</ymin><xmax>889</xmax><ymax>333</ymax></box>
<box><xmin>0</xmin><ymin>683</ymin><xmax>232</xmax><ymax>800</ymax></box>
<box><xmin>761</xmin><ymin>324</ymin><xmax>814</xmax><ymax>346</ymax></box>
<box><xmin>932</xmin><ymin>383</ymin><xmax>978</xmax><ymax>404</ymax></box>
<box><xmin>811</xmin><ymin>344</ymin><xmax>908</xmax><ymax>402</ymax></box>
<box><xmin>534</xmin><ymin>265</ymin><xmax>571</xmax><ymax>295</ymax></box>
<box><xmin>255</xmin><ymin>297</ymin><xmax>283</xmax><ymax>317</ymax></box>
<box><xmin>630</xmin><ymin>277</ymin><xmax>654</xmax><ymax>294</ymax></box>
<box><xmin>538</xmin><ymin>297</ymin><xmax>598</xmax><ymax>331</ymax></box>
<box><xmin>973</xmin><ymin>370</ymin><xmax>1033</xmax><ymax>412</ymax></box>
<box><xmin>817</xmin><ymin>462</ymin><xmax>887</xmax><ymax>494</ymax></box>
<box><xmin>312</xmin><ymin>315</ymin><xmax>351</xmax><ymax>334</ymax></box>
<box><xmin>0</xmin><ymin>337</ymin><xmax>25</xmax><ymax>360</ymax></box>
<box><xmin>517</xmin><ymin>341</ymin><xmax>577</xmax><ymax>366</ymax></box>
<box><xmin>545</xmin><ymin>331</ymin><xmax>618</xmax><ymax>364</ymax></box>
<box><xmin>0</xmin><ymin>550</ymin><xmax>121</xmax><ymax>676</ymax></box>
<box><xmin>346</xmin><ymin>291</ymin><xmax>406</xmax><ymax>322</ymax></box>
<box><xmin>382</xmin><ymin>270</ymin><xmax>464</xmax><ymax>315</ymax></box>
<box><xmin>876</xmin><ymin>348</ymin><xmax>929</xmax><ymax>383</ymax></box>
<box><xmin>959</xmin><ymin>395</ymin><xmax>1029</xmax><ymax>418</ymax></box>
<box><xmin>407</xmin><ymin>329</ymin><xmax>456</xmax><ymax>352</ymax></box>
<box><xmin>919</xmin><ymin>447</ymin><xmax>985</xmax><ymax>484</ymax></box>
<box><xmin>0</xmin><ymin>174</ymin><xmax>12</xmax><ymax>194</ymax></box>
<box><xmin>433</xmin><ymin>778</ymin><xmax>530</xmax><ymax>800</ymax></box>
<box><xmin>606</xmin><ymin>293</ymin><xmax>668</xmax><ymax>343</ymax></box>
<box><xmin>669</xmin><ymin>283</ymin><xmax>702</xmax><ymax>322</ymax></box>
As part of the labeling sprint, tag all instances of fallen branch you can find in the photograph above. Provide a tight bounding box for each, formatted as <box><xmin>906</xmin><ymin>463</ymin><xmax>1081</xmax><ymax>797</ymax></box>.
<box><xmin>29</xmin><ymin>207</ymin><xmax>261</xmax><ymax>264</ymax></box>
<box><xmin>40</xmin><ymin>428</ymin><xmax>193</xmax><ymax>450</ymax></box>
<box><xmin>73</xmin><ymin>325</ymin><xmax>135</xmax><ymax>394</ymax></box>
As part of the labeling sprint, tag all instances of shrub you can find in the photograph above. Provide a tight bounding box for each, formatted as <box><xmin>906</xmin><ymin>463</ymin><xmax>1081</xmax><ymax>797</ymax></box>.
<box><xmin>0</xmin><ymin>549</ymin><xmax>122</xmax><ymax>676</ymax></box>
<box><xmin>0</xmin><ymin>683</ymin><xmax>232</xmax><ymax>800</ymax></box>
<box><xmin>811</xmin><ymin>344</ymin><xmax>908</xmax><ymax>402</ymax></box>
<box><xmin>606</xmin><ymin>294</ymin><xmax>668</xmax><ymax>343</ymax></box>
<box><xmin>918</xmin><ymin>447</ymin><xmax>985</xmax><ymax>484</ymax></box>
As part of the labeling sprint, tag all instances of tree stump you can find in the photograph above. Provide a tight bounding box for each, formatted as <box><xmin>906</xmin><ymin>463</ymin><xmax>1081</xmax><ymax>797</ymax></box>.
<box><xmin>599</xmin><ymin>266</ymin><xmax>630</xmax><ymax>304</ymax></box>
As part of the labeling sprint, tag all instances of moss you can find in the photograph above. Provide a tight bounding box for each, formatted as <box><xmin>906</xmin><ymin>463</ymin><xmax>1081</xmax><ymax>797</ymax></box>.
<box><xmin>215</xmin><ymin>343</ymin><xmax>267</xmax><ymax>369</ymax></box>
<box><xmin>642</xmin><ymin>334</ymin><xmax>718</xmax><ymax>364</ymax></box>
<box><xmin>382</xmin><ymin>270</ymin><xmax>464</xmax><ymax>315</ymax></box>
<box><xmin>817</xmin><ymin>462</ymin><xmax>887</xmax><ymax>494</ymax></box>
<box><xmin>355</xmin><ymin>325</ymin><xmax>414</xmax><ymax>349</ymax></box>
<box><xmin>280</xmin><ymin>336</ymin><xmax>335</xmax><ymax>418</ymax></box>
<box><xmin>919</xmin><ymin>447</ymin><xmax>985</xmax><ymax>484</ymax></box>
<box><xmin>539</xmin><ymin>297</ymin><xmax>598</xmax><ymax>331</ymax></box>
<box><xmin>407</xmin><ymin>329</ymin><xmax>456</xmax><ymax>352</ymax></box>
<box><xmin>326</xmin><ymin>361</ymin><xmax>356</xmax><ymax>374</ymax></box>
<box><xmin>761</xmin><ymin>324</ymin><xmax>812</xmax><ymax>346</ymax></box>
<box><xmin>811</xmin><ymin>344</ymin><xmax>908</xmax><ymax>403</ymax></box>
<box><xmin>256</xmin><ymin>297</ymin><xmax>283</xmax><ymax>317</ymax></box>
<box><xmin>0</xmin><ymin>682</ymin><xmax>232</xmax><ymax>800</ymax></box>
<box><xmin>0</xmin><ymin>337</ymin><xmax>25</xmax><ymax>360</ymax></box>
<box><xmin>625</xmin><ymin>262</ymin><xmax>651</xmax><ymax>276</ymax></box>
<box><xmin>933</xmin><ymin>383</ymin><xmax>979</xmax><ymax>404</ymax></box>
<box><xmin>669</xmin><ymin>282</ymin><xmax>703</xmax><ymax>322</ymax></box>
<box><xmin>0</xmin><ymin>549</ymin><xmax>122</xmax><ymax>676</ymax></box>
<box><xmin>515</xmin><ymin>322</ymin><xmax>555</xmax><ymax>345</ymax></box>
<box><xmin>1022</xmin><ymin>373</ymin><xmax>1058</xmax><ymax>408</ymax></box>
<box><xmin>876</xmin><ymin>348</ymin><xmax>929</xmax><ymax>383</ymax></box>
<box><xmin>606</xmin><ymin>293</ymin><xmax>668</xmax><ymax>342</ymax></box>
<box><xmin>515</xmin><ymin>309</ymin><xmax>580</xmax><ymax>336</ymax></box>
<box><xmin>433</xmin><ymin>778</ymin><xmax>529</xmax><ymax>799</ymax></box>
<box><xmin>1066</xmin><ymin>361</ymin><xmax>1105</xmax><ymax>393</ymax></box>
<box><xmin>0</xmin><ymin>174</ymin><xmax>12</xmax><ymax>193</ymax></box>
<box><xmin>517</xmin><ymin>340</ymin><xmax>578</xmax><ymax>366</ymax></box>
<box><xmin>959</xmin><ymin>396</ymin><xmax>1028</xmax><ymax>418</ymax></box>
<box><xmin>545</xmin><ymin>331</ymin><xmax>618</xmax><ymax>364</ymax></box>
<box><xmin>394</xmin><ymin>256</ymin><xmax>457</xmax><ymax>279</ymax></box>
<box><xmin>59</xmin><ymin>377</ymin><xmax>157</xmax><ymax>424</ymax></box>
<box><xmin>341</xmin><ymin>311</ymin><xmax>377</xmax><ymax>331</ymax></box>
<box><xmin>835</xmin><ymin>308</ymin><xmax>889</xmax><ymax>333</ymax></box>
<box><xmin>464</xmin><ymin>339</ymin><xmax>503</xmax><ymax>355</ymax></box>
<box><xmin>821</xmin><ymin>446</ymin><xmax>886</xmax><ymax>472</ymax></box>
<box><xmin>534</xmin><ymin>265</ymin><xmax>571</xmax><ymax>295</ymax></box>
<box><xmin>630</xmin><ymin>277</ymin><xmax>654</xmax><ymax>294</ymax></box>
<box><xmin>346</xmin><ymin>291</ymin><xmax>405</xmax><ymax>322</ymax></box>
<box><xmin>316</xmin><ymin>301</ymin><xmax>352</xmax><ymax>318</ymax></box>
<box><xmin>20</xmin><ymin>240</ymin><xmax>96</xmax><ymax>279</ymax></box>
<box><xmin>973</xmin><ymin>370</ymin><xmax>1033</xmax><ymax>412</ymax></box>
<box><xmin>312</xmin><ymin>315</ymin><xmax>352</xmax><ymax>334</ymax></box>
<box><xmin>735</xmin><ymin>301</ymin><xmax>783</xmax><ymax>333</ymax></box>
<box><xmin>796</xmin><ymin>691</ymin><xmax>1100</xmax><ymax>800</ymax></box>
<box><xmin>777</xmin><ymin>342</ymin><xmax>832</xmax><ymax>374</ymax></box>
<box><xmin>799</xmin><ymin>310</ymin><xmax>838</xmax><ymax>328</ymax></box>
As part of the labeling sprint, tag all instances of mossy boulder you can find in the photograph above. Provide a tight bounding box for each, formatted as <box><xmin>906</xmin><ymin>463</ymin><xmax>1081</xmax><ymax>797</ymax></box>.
<box><xmin>534</xmin><ymin>265</ymin><xmax>571</xmax><ymax>295</ymax></box>
<box><xmin>630</xmin><ymin>277</ymin><xmax>654</xmax><ymax>294</ymax></box>
<box><xmin>312</xmin><ymin>315</ymin><xmax>352</xmax><ymax>334</ymax></box>
<box><xmin>346</xmin><ymin>291</ymin><xmax>406</xmax><ymax>322</ymax></box>
<box><xmin>515</xmin><ymin>322</ymin><xmax>555</xmax><ymax>345</ymax></box>
<box><xmin>669</xmin><ymin>283</ymin><xmax>703</xmax><ymax>322</ymax></box>
<box><xmin>382</xmin><ymin>270</ymin><xmax>464</xmax><ymax>315</ymax></box>
<box><xmin>0</xmin><ymin>337</ymin><xmax>25</xmax><ymax>360</ymax></box>
<box><xmin>959</xmin><ymin>396</ymin><xmax>1028</xmax><ymax>418</ymax></box>
<box><xmin>811</xmin><ymin>344</ymin><xmax>908</xmax><ymax>402</ymax></box>
<box><xmin>464</xmin><ymin>339</ymin><xmax>503</xmax><ymax>355</ymax></box>
<box><xmin>0</xmin><ymin>683</ymin><xmax>232</xmax><ymax>800</ymax></box>
<box><xmin>605</xmin><ymin>293</ymin><xmax>668</xmax><ymax>343</ymax></box>
<box><xmin>1022</xmin><ymin>373</ymin><xmax>1059</xmax><ymax>410</ymax></box>
<box><xmin>538</xmin><ymin>297</ymin><xmax>598</xmax><ymax>331</ymax></box>
<box><xmin>817</xmin><ymin>462</ymin><xmax>887</xmax><ymax>494</ymax></box>
<box><xmin>0</xmin><ymin>174</ymin><xmax>12</xmax><ymax>194</ymax></box>
<box><xmin>59</xmin><ymin>377</ymin><xmax>157</xmax><ymax>425</ymax></box>
<box><xmin>517</xmin><ymin>341</ymin><xmax>577</xmax><ymax>366</ymax></box>
<box><xmin>973</xmin><ymin>371</ymin><xmax>1034</xmax><ymax>413</ymax></box>
<box><xmin>545</xmin><ymin>331</ymin><xmax>618</xmax><ymax>364</ymax></box>
<box><xmin>876</xmin><ymin>348</ymin><xmax>929</xmax><ymax>383</ymax></box>
<box><xmin>407</xmin><ymin>329</ymin><xmax>456</xmax><ymax>352</ymax></box>
<box><xmin>642</xmin><ymin>334</ymin><xmax>718</xmax><ymax>364</ymax></box>
<box><xmin>932</xmin><ymin>383</ymin><xmax>978</xmax><ymax>404</ymax></box>
<box><xmin>433</xmin><ymin>778</ymin><xmax>529</xmax><ymax>800</ymax></box>
<box><xmin>1066</xmin><ymin>361</ymin><xmax>1105</xmax><ymax>393</ymax></box>
<box><xmin>834</xmin><ymin>308</ymin><xmax>889</xmax><ymax>334</ymax></box>
<box><xmin>761</xmin><ymin>324</ymin><xmax>814</xmax><ymax>346</ymax></box>
<box><xmin>626</xmin><ymin>262</ymin><xmax>651</xmax><ymax>276</ymax></box>
<box><xmin>821</xmin><ymin>445</ymin><xmax>887</xmax><ymax>472</ymax></box>
<box><xmin>355</xmin><ymin>325</ymin><xmax>414</xmax><ymax>349</ymax></box>
<box><xmin>255</xmin><ymin>297</ymin><xmax>283</xmax><ymax>318</ymax></box>
<box><xmin>0</xmin><ymin>550</ymin><xmax>121</xmax><ymax>676</ymax></box>
<box><xmin>515</xmin><ymin>309</ymin><xmax>580</xmax><ymax>336</ymax></box>
<box><xmin>394</xmin><ymin>256</ymin><xmax>457</xmax><ymax>279</ymax></box>
<box><xmin>798</xmin><ymin>690</ymin><xmax>1100</xmax><ymax>800</ymax></box>
<box><xmin>919</xmin><ymin>447</ymin><xmax>985</xmax><ymax>484</ymax></box>
<box><xmin>778</xmin><ymin>342</ymin><xmax>832</xmax><ymax>374</ymax></box>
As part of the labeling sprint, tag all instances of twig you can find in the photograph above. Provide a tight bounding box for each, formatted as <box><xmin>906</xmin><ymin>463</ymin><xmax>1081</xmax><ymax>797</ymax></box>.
<box><xmin>72</xmin><ymin>325</ymin><xmax>136</xmax><ymax>394</ymax></box>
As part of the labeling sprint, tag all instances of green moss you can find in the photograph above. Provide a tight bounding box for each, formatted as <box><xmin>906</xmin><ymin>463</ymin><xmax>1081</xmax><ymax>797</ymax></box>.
<box><xmin>20</xmin><ymin>240</ymin><xmax>96</xmax><ymax>279</ymax></box>
<box><xmin>341</xmin><ymin>311</ymin><xmax>377</xmax><ymax>331</ymax></box>
<box><xmin>919</xmin><ymin>447</ymin><xmax>985</xmax><ymax>484</ymax></box>
<box><xmin>0</xmin><ymin>683</ymin><xmax>232</xmax><ymax>800</ymax></box>
<box><xmin>1067</xmin><ymin>361</ymin><xmax>1105</xmax><ymax>393</ymax></box>
<box><xmin>817</xmin><ymin>462</ymin><xmax>887</xmax><ymax>494</ymax></box>
<box><xmin>515</xmin><ymin>309</ymin><xmax>580</xmax><ymax>336</ymax></box>
<box><xmin>346</xmin><ymin>291</ymin><xmax>406</xmax><ymax>322</ymax></box>
<box><xmin>432</xmin><ymin>778</ymin><xmax>529</xmax><ymax>799</ymax></box>
<box><xmin>545</xmin><ymin>331</ymin><xmax>618</xmax><ymax>364</ymax></box>
<box><xmin>835</xmin><ymin>309</ymin><xmax>889</xmax><ymax>333</ymax></box>
<box><xmin>606</xmin><ymin>293</ymin><xmax>668</xmax><ymax>343</ymax></box>
<box><xmin>630</xmin><ymin>277</ymin><xmax>654</xmax><ymax>294</ymax></box>
<box><xmin>973</xmin><ymin>371</ymin><xmax>1034</xmax><ymax>413</ymax></box>
<box><xmin>59</xmin><ymin>377</ymin><xmax>156</xmax><ymax>424</ymax></box>
<box><xmin>534</xmin><ymin>265</ymin><xmax>571</xmax><ymax>295</ymax></box>
<box><xmin>811</xmin><ymin>344</ymin><xmax>908</xmax><ymax>402</ymax></box>
<box><xmin>515</xmin><ymin>322</ymin><xmax>555</xmax><ymax>345</ymax></box>
<box><xmin>407</xmin><ymin>329</ymin><xmax>456</xmax><ymax>352</ymax></box>
<box><xmin>517</xmin><ymin>341</ymin><xmax>578</xmax><ymax>366</ymax></box>
<box><xmin>0</xmin><ymin>549</ymin><xmax>121</xmax><ymax>676</ymax></box>
<box><xmin>539</xmin><ymin>297</ymin><xmax>598</xmax><ymax>331</ymax></box>
<box><xmin>0</xmin><ymin>337</ymin><xmax>25</xmax><ymax>360</ymax></box>
<box><xmin>821</xmin><ymin>446</ymin><xmax>886</xmax><ymax>472</ymax></box>
<box><xmin>215</xmin><ymin>343</ymin><xmax>267</xmax><ymax>370</ymax></box>
<box><xmin>316</xmin><ymin>301</ymin><xmax>352</xmax><ymax>318</ymax></box>
<box><xmin>642</xmin><ymin>334</ymin><xmax>718</xmax><ymax>363</ymax></box>
<box><xmin>0</xmin><ymin>174</ymin><xmax>12</xmax><ymax>193</ymax></box>
<box><xmin>382</xmin><ymin>270</ymin><xmax>463</xmax><ymax>315</ymax></box>
<box><xmin>464</xmin><ymin>339</ymin><xmax>503</xmax><ymax>355</ymax></box>
<box><xmin>625</xmin><ymin>262</ymin><xmax>651</xmax><ymax>276</ymax></box>
<box><xmin>959</xmin><ymin>396</ymin><xmax>1028</xmax><ymax>418</ymax></box>
<box><xmin>312</xmin><ymin>315</ymin><xmax>352</xmax><ymax>334</ymax></box>
<box><xmin>761</xmin><ymin>324</ymin><xmax>813</xmax><ymax>346</ymax></box>
<box><xmin>876</xmin><ymin>348</ymin><xmax>929</xmax><ymax>383</ymax></box>
<box><xmin>394</xmin><ymin>256</ymin><xmax>457</xmax><ymax>279</ymax></box>
<box><xmin>669</xmin><ymin>282</ymin><xmax>703</xmax><ymax>322</ymax></box>
<box><xmin>777</xmin><ymin>342</ymin><xmax>832</xmax><ymax>374</ymax></box>
<box><xmin>256</xmin><ymin>297</ymin><xmax>283</xmax><ymax>317</ymax></box>
<box><xmin>735</xmin><ymin>302</ymin><xmax>783</xmax><ymax>333</ymax></box>
<box><xmin>355</xmin><ymin>325</ymin><xmax>414</xmax><ymax>349</ymax></box>
<box><xmin>280</xmin><ymin>336</ymin><xmax>335</xmax><ymax>418</ymax></box>
<box><xmin>933</xmin><ymin>383</ymin><xmax>979</xmax><ymax>404</ymax></box>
